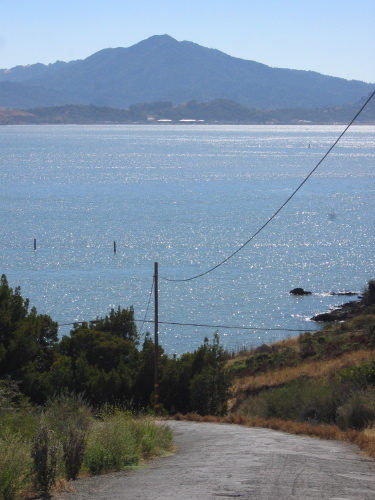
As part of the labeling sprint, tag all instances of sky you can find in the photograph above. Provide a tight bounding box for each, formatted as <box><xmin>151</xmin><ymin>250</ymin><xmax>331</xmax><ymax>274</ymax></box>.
<box><xmin>1</xmin><ymin>0</ymin><xmax>374</xmax><ymax>83</ymax></box>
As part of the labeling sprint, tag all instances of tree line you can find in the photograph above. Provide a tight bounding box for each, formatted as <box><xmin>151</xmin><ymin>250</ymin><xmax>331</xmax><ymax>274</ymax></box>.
<box><xmin>0</xmin><ymin>274</ymin><xmax>231</xmax><ymax>415</ymax></box>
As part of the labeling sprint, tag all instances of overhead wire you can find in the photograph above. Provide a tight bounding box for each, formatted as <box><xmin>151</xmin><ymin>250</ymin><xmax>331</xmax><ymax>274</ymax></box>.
<box><xmin>138</xmin><ymin>277</ymin><xmax>155</xmax><ymax>335</ymax></box>
<box><xmin>56</xmin><ymin>92</ymin><xmax>375</xmax><ymax>340</ymax></box>
<box><xmin>134</xmin><ymin>319</ymin><xmax>315</xmax><ymax>333</ymax></box>
<box><xmin>160</xmin><ymin>91</ymin><xmax>375</xmax><ymax>283</ymax></box>
<box><xmin>57</xmin><ymin>318</ymin><xmax>314</xmax><ymax>333</ymax></box>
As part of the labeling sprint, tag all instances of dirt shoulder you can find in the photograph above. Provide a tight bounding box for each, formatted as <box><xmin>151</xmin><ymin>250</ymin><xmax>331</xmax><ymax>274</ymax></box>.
<box><xmin>57</xmin><ymin>420</ymin><xmax>375</xmax><ymax>500</ymax></box>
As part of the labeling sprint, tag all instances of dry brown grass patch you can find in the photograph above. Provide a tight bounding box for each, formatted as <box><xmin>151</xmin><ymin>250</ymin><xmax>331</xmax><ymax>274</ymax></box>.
<box><xmin>233</xmin><ymin>349</ymin><xmax>375</xmax><ymax>398</ymax></box>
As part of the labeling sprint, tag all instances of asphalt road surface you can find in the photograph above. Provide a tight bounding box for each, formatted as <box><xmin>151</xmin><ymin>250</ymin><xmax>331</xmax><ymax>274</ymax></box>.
<box><xmin>58</xmin><ymin>420</ymin><xmax>375</xmax><ymax>499</ymax></box>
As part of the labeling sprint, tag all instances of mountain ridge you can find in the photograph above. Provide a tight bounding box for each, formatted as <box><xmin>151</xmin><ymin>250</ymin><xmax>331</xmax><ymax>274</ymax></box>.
<box><xmin>0</xmin><ymin>35</ymin><xmax>374</xmax><ymax>110</ymax></box>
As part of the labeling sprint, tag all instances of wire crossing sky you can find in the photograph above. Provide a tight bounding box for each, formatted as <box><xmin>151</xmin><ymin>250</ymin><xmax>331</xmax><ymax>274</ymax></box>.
<box><xmin>160</xmin><ymin>91</ymin><xmax>375</xmax><ymax>283</ymax></box>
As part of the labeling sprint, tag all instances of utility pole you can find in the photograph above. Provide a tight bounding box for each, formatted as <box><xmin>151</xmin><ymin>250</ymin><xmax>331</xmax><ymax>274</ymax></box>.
<box><xmin>154</xmin><ymin>262</ymin><xmax>159</xmax><ymax>415</ymax></box>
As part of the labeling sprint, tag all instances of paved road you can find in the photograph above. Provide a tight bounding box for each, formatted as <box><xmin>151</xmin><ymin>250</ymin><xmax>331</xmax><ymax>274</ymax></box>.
<box><xmin>59</xmin><ymin>421</ymin><xmax>375</xmax><ymax>499</ymax></box>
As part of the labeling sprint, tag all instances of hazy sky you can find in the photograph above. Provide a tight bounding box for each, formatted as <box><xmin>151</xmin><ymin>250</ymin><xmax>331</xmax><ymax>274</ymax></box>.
<box><xmin>1</xmin><ymin>0</ymin><xmax>374</xmax><ymax>83</ymax></box>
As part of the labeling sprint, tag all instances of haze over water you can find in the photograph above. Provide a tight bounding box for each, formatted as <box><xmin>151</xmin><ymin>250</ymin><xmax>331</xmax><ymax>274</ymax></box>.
<box><xmin>0</xmin><ymin>124</ymin><xmax>374</xmax><ymax>354</ymax></box>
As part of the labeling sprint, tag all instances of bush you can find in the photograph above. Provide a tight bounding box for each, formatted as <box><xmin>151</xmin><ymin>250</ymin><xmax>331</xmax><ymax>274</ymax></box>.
<box><xmin>44</xmin><ymin>391</ymin><xmax>91</xmax><ymax>480</ymax></box>
<box><xmin>0</xmin><ymin>432</ymin><xmax>32</xmax><ymax>500</ymax></box>
<box><xmin>336</xmin><ymin>390</ymin><xmax>375</xmax><ymax>430</ymax></box>
<box><xmin>253</xmin><ymin>378</ymin><xmax>347</xmax><ymax>424</ymax></box>
<box><xmin>341</xmin><ymin>360</ymin><xmax>375</xmax><ymax>388</ymax></box>
<box><xmin>297</xmin><ymin>382</ymin><xmax>345</xmax><ymax>424</ymax></box>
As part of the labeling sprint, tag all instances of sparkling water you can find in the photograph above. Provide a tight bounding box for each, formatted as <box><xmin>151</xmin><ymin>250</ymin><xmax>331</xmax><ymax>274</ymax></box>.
<box><xmin>0</xmin><ymin>124</ymin><xmax>374</xmax><ymax>354</ymax></box>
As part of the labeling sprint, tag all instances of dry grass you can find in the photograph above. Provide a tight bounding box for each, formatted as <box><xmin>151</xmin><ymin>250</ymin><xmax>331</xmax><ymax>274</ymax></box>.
<box><xmin>226</xmin><ymin>337</ymin><xmax>299</xmax><ymax>368</ymax></box>
<box><xmin>233</xmin><ymin>349</ymin><xmax>375</xmax><ymax>397</ymax></box>
<box><xmin>52</xmin><ymin>478</ymin><xmax>76</xmax><ymax>494</ymax></box>
<box><xmin>194</xmin><ymin>305</ymin><xmax>375</xmax><ymax>461</ymax></box>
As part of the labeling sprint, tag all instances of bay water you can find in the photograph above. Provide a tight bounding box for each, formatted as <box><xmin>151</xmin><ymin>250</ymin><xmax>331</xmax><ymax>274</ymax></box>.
<box><xmin>0</xmin><ymin>124</ymin><xmax>374</xmax><ymax>355</ymax></box>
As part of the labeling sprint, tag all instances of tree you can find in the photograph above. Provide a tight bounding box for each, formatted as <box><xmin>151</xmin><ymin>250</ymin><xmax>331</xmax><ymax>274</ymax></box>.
<box><xmin>160</xmin><ymin>333</ymin><xmax>232</xmax><ymax>415</ymax></box>
<box><xmin>88</xmin><ymin>306</ymin><xmax>139</xmax><ymax>344</ymax></box>
<box><xmin>0</xmin><ymin>275</ymin><xmax>59</xmax><ymax>402</ymax></box>
<box><xmin>56</xmin><ymin>326</ymin><xmax>140</xmax><ymax>406</ymax></box>
<box><xmin>188</xmin><ymin>333</ymin><xmax>232</xmax><ymax>416</ymax></box>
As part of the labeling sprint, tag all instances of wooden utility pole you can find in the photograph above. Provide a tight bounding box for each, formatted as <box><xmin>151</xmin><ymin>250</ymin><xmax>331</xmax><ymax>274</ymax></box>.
<box><xmin>154</xmin><ymin>262</ymin><xmax>159</xmax><ymax>415</ymax></box>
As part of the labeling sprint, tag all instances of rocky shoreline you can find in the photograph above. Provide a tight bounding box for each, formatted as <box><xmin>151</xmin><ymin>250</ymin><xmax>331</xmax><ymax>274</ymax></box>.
<box><xmin>289</xmin><ymin>287</ymin><xmax>365</xmax><ymax>323</ymax></box>
<box><xmin>311</xmin><ymin>297</ymin><xmax>363</xmax><ymax>322</ymax></box>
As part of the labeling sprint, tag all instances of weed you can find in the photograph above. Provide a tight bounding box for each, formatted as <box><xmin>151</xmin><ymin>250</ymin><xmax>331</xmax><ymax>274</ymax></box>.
<box><xmin>31</xmin><ymin>421</ymin><xmax>59</xmax><ymax>493</ymax></box>
<box><xmin>62</xmin><ymin>426</ymin><xmax>88</xmax><ymax>480</ymax></box>
<box><xmin>44</xmin><ymin>391</ymin><xmax>91</xmax><ymax>480</ymax></box>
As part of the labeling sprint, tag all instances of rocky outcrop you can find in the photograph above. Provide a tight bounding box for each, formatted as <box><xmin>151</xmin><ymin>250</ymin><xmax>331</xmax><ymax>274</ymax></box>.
<box><xmin>290</xmin><ymin>288</ymin><xmax>312</xmax><ymax>296</ymax></box>
<box><xmin>311</xmin><ymin>297</ymin><xmax>363</xmax><ymax>322</ymax></box>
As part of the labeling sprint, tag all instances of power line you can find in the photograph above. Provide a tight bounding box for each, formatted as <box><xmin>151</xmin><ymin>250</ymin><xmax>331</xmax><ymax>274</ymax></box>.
<box><xmin>57</xmin><ymin>318</ymin><xmax>313</xmax><ymax>333</ymax></box>
<box><xmin>160</xmin><ymin>91</ymin><xmax>375</xmax><ymax>283</ymax></box>
<box><xmin>138</xmin><ymin>278</ymin><xmax>154</xmax><ymax>335</ymax></box>
<box><xmin>133</xmin><ymin>319</ymin><xmax>314</xmax><ymax>333</ymax></box>
<box><xmin>55</xmin><ymin>96</ymin><xmax>375</xmax><ymax>342</ymax></box>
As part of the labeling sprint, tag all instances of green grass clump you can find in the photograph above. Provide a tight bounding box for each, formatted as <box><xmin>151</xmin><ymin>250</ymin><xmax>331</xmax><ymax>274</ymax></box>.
<box><xmin>84</xmin><ymin>411</ymin><xmax>139</xmax><ymax>474</ymax></box>
<box><xmin>83</xmin><ymin>410</ymin><xmax>173</xmax><ymax>475</ymax></box>
<box><xmin>132</xmin><ymin>418</ymin><xmax>174</xmax><ymax>459</ymax></box>
<box><xmin>0</xmin><ymin>432</ymin><xmax>32</xmax><ymax>500</ymax></box>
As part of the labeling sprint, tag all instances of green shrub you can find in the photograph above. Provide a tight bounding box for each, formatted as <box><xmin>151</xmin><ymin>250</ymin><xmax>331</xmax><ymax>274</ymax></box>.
<box><xmin>244</xmin><ymin>346</ymin><xmax>297</xmax><ymax>375</ymax></box>
<box><xmin>341</xmin><ymin>360</ymin><xmax>375</xmax><ymax>388</ymax></box>
<box><xmin>297</xmin><ymin>382</ymin><xmax>345</xmax><ymax>424</ymax></box>
<box><xmin>262</xmin><ymin>378</ymin><xmax>307</xmax><ymax>421</ymax></box>
<box><xmin>254</xmin><ymin>378</ymin><xmax>347</xmax><ymax>424</ymax></box>
<box><xmin>227</xmin><ymin>360</ymin><xmax>247</xmax><ymax>376</ymax></box>
<box><xmin>0</xmin><ymin>432</ymin><xmax>32</xmax><ymax>500</ymax></box>
<box><xmin>336</xmin><ymin>390</ymin><xmax>375</xmax><ymax>430</ymax></box>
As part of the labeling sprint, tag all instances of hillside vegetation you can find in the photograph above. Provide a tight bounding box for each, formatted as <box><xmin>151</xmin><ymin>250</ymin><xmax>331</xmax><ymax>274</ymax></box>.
<box><xmin>1</xmin><ymin>94</ymin><xmax>374</xmax><ymax>125</ymax></box>
<box><xmin>2</xmin><ymin>277</ymin><xmax>375</xmax><ymax>497</ymax></box>
<box><xmin>176</xmin><ymin>279</ymin><xmax>375</xmax><ymax>459</ymax></box>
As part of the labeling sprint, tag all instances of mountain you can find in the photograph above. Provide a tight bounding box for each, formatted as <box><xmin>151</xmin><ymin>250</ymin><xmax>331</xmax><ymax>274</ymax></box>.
<box><xmin>0</xmin><ymin>35</ymin><xmax>374</xmax><ymax>110</ymax></box>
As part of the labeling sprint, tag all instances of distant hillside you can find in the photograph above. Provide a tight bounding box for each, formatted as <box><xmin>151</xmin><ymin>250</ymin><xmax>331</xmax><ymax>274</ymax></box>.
<box><xmin>1</xmin><ymin>95</ymin><xmax>374</xmax><ymax>125</ymax></box>
<box><xmin>0</xmin><ymin>35</ymin><xmax>373</xmax><ymax>110</ymax></box>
